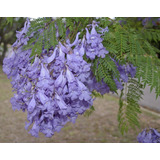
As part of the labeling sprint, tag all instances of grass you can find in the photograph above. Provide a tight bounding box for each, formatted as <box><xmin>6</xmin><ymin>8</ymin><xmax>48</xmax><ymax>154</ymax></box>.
<box><xmin>1</xmin><ymin>65</ymin><xmax>160</xmax><ymax>143</ymax></box>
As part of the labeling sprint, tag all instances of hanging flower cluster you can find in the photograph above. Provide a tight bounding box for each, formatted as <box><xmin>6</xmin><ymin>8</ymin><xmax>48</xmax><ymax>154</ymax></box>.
<box><xmin>3</xmin><ymin>19</ymin><xmax>137</xmax><ymax>137</ymax></box>
<box><xmin>85</xmin><ymin>21</ymin><xmax>109</xmax><ymax>60</ymax></box>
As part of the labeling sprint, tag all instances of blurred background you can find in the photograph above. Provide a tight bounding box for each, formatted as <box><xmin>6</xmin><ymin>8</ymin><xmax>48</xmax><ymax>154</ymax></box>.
<box><xmin>0</xmin><ymin>17</ymin><xmax>160</xmax><ymax>143</ymax></box>
<box><xmin>0</xmin><ymin>18</ymin><xmax>26</xmax><ymax>64</ymax></box>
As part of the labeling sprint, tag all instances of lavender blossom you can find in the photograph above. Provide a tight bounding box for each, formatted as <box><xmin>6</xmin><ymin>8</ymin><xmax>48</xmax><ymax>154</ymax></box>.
<box><xmin>85</xmin><ymin>21</ymin><xmax>109</xmax><ymax>60</ymax></box>
<box><xmin>137</xmin><ymin>128</ymin><xmax>160</xmax><ymax>143</ymax></box>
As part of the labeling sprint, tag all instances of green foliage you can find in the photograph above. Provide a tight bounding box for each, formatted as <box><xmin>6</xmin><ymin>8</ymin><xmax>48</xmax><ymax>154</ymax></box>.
<box><xmin>118</xmin><ymin>79</ymin><xmax>143</xmax><ymax>135</ymax></box>
<box><xmin>84</xmin><ymin>106</ymin><xmax>95</xmax><ymax>117</ymax></box>
<box><xmin>24</xmin><ymin>17</ymin><xmax>59</xmax><ymax>60</ymax></box>
<box><xmin>102</xmin><ymin>20</ymin><xmax>160</xmax><ymax>98</ymax></box>
<box><xmin>135</xmin><ymin>55</ymin><xmax>160</xmax><ymax>99</ymax></box>
<box><xmin>0</xmin><ymin>17</ymin><xmax>26</xmax><ymax>44</ymax></box>
<box><xmin>92</xmin><ymin>90</ymin><xmax>103</xmax><ymax>98</ymax></box>
<box><xmin>98</xmin><ymin>18</ymin><xmax>160</xmax><ymax>134</ymax></box>
<box><xmin>141</xmin><ymin>29</ymin><xmax>160</xmax><ymax>43</ymax></box>
<box><xmin>0</xmin><ymin>17</ymin><xmax>26</xmax><ymax>64</ymax></box>
<box><xmin>6</xmin><ymin>17</ymin><xmax>13</xmax><ymax>25</ymax></box>
<box><xmin>65</xmin><ymin>17</ymin><xmax>94</xmax><ymax>41</ymax></box>
<box><xmin>92</xmin><ymin>54</ymin><xmax>120</xmax><ymax>92</ymax></box>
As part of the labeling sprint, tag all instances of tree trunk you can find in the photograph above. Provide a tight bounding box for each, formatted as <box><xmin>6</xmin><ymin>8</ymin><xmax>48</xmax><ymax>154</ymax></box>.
<box><xmin>0</xmin><ymin>44</ymin><xmax>7</xmax><ymax>65</ymax></box>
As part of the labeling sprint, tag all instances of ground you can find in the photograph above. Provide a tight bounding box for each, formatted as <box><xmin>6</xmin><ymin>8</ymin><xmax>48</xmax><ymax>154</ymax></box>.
<box><xmin>0</xmin><ymin>66</ymin><xmax>160</xmax><ymax>143</ymax></box>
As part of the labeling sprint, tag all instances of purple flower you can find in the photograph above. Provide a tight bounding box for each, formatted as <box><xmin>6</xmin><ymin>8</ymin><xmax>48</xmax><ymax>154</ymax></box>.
<box><xmin>39</xmin><ymin>63</ymin><xmax>50</xmax><ymax>79</ymax></box>
<box><xmin>29</xmin><ymin>122</ymin><xmax>40</xmax><ymax>137</ymax></box>
<box><xmin>44</xmin><ymin>47</ymin><xmax>57</xmax><ymax>64</ymax></box>
<box><xmin>126</xmin><ymin>64</ymin><xmax>136</xmax><ymax>78</ymax></box>
<box><xmin>66</xmin><ymin>68</ymin><xmax>76</xmax><ymax>83</ymax></box>
<box><xmin>37</xmin><ymin>91</ymin><xmax>49</xmax><ymax>105</ymax></box>
<box><xmin>55</xmin><ymin>93</ymin><xmax>67</xmax><ymax>110</ymax></box>
<box><xmin>99</xmin><ymin>26</ymin><xmax>109</xmax><ymax>34</ymax></box>
<box><xmin>117</xmin><ymin>64</ymin><xmax>128</xmax><ymax>82</ymax></box>
<box><xmin>137</xmin><ymin>128</ymin><xmax>160</xmax><ymax>143</ymax></box>
<box><xmin>68</xmin><ymin>32</ymin><xmax>80</xmax><ymax>47</ymax></box>
<box><xmin>77</xmin><ymin>80</ymin><xmax>92</xmax><ymax>102</ymax></box>
<box><xmin>114</xmin><ymin>78</ymin><xmax>123</xmax><ymax>90</ymax></box>
<box><xmin>28</xmin><ymin>95</ymin><xmax>36</xmax><ymax>112</ymax></box>
<box><xmin>55</xmin><ymin>71</ymin><xmax>66</xmax><ymax>88</ymax></box>
<box><xmin>85</xmin><ymin>21</ymin><xmax>109</xmax><ymax>60</ymax></box>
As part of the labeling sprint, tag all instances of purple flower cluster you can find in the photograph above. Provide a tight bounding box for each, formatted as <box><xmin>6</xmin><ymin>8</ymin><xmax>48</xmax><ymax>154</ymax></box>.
<box><xmin>85</xmin><ymin>21</ymin><xmax>136</xmax><ymax>91</ymax></box>
<box><xmin>85</xmin><ymin>21</ymin><xmax>109</xmax><ymax>60</ymax></box>
<box><xmin>3</xmin><ymin>19</ymin><xmax>137</xmax><ymax>137</ymax></box>
<box><xmin>137</xmin><ymin>128</ymin><xmax>160</xmax><ymax>143</ymax></box>
<box><xmin>2</xmin><ymin>19</ymin><xmax>98</xmax><ymax>137</ymax></box>
<box><xmin>113</xmin><ymin>64</ymin><xmax>136</xmax><ymax>90</ymax></box>
<box><xmin>84</xmin><ymin>72</ymin><xmax>110</xmax><ymax>95</ymax></box>
<box><xmin>138</xmin><ymin>17</ymin><xmax>160</xmax><ymax>27</ymax></box>
<box><xmin>111</xmin><ymin>58</ymin><xmax>137</xmax><ymax>90</ymax></box>
<box><xmin>116</xmin><ymin>63</ymin><xmax>136</xmax><ymax>83</ymax></box>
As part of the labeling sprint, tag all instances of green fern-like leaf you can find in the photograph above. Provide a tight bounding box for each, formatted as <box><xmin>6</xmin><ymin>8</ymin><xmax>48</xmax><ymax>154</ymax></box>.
<box><xmin>118</xmin><ymin>79</ymin><xmax>143</xmax><ymax>135</ymax></box>
<box><xmin>92</xmin><ymin>55</ymin><xmax>120</xmax><ymax>92</ymax></box>
<box><xmin>23</xmin><ymin>17</ymin><xmax>59</xmax><ymax>60</ymax></box>
<box><xmin>84</xmin><ymin>106</ymin><xmax>95</xmax><ymax>117</ymax></box>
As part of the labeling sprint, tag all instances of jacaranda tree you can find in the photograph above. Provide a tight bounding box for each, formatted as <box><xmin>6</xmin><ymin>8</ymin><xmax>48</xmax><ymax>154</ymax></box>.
<box><xmin>2</xmin><ymin>17</ymin><xmax>160</xmax><ymax>142</ymax></box>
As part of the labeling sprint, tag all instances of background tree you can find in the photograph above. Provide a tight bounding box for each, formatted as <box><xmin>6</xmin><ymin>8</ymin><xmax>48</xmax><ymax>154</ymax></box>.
<box><xmin>0</xmin><ymin>17</ymin><xmax>26</xmax><ymax>64</ymax></box>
